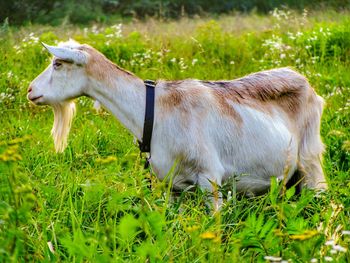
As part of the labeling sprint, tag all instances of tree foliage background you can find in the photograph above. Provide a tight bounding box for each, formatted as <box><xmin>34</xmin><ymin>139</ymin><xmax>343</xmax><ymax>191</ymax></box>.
<box><xmin>1</xmin><ymin>0</ymin><xmax>350</xmax><ymax>25</ymax></box>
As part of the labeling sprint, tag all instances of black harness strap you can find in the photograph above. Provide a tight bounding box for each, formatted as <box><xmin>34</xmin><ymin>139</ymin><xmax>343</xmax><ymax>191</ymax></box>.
<box><xmin>138</xmin><ymin>80</ymin><xmax>156</xmax><ymax>168</ymax></box>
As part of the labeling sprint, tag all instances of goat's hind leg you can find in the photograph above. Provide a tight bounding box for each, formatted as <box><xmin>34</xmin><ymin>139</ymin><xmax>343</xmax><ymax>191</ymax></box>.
<box><xmin>299</xmin><ymin>95</ymin><xmax>327</xmax><ymax>190</ymax></box>
<box><xmin>299</xmin><ymin>154</ymin><xmax>327</xmax><ymax>190</ymax></box>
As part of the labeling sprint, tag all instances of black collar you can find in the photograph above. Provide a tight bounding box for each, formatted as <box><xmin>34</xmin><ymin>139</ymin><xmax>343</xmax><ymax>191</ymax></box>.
<box><xmin>138</xmin><ymin>80</ymin><xmax>156</xmax><ymax>154</ymax></box>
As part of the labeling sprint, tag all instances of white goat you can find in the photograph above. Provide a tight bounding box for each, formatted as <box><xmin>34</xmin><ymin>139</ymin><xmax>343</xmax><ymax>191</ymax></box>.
<box><xmin>28</xmin><ymin>40</ymin><xmax>327</xmax><ymax>209</ymax></box>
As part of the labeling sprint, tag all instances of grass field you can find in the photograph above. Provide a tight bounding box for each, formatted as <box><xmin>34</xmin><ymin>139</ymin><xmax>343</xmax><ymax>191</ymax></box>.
<box><xmin>0</xmin><ymin>9</ymin><xmax>350</xmax><ymax>262</ymax></box>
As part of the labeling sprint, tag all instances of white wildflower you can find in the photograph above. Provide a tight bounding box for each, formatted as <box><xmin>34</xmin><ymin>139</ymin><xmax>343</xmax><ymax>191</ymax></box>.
<box><xmin>333</xmin><ymin>244</ymin><xmax>347</xmax><ymax>253</ymax></box>
<box><xmin>287</xmin><ymin>32</ymin><xmax>295</xmax><ymax>40</ymax></box>
<box><xmin>179</xmin><ymin>58</ymin><xmax>188</xmax><ymax>71</ymax></box>
<box><xmin>309</xmin><ymin>35</ymin><xmax>318</xmax><ymax>41</ymax></box>
<box><xmin>311</xmin><ymin>56</ymin><xmax>319</xmax><ymax>64</ymax></box>
<box><xmin>227</xmin><ymin>191</ymin><xmax>232</xmax><ymax>201</ymax></box>
<box><xmin>264</xmin><ymin>255</ymin><xmax>282</xmax><ymax>262</ymax></box>
<box><xmin>325</xmin><ymin>240</ymin><xmax>335</xmax><ymax>246</ymax></box>
<box><xmin>7</xmin><ymin>71</ymin><xmax>13</xmax><ymax>78</ymax></box>
<box><xmin>47</xmin><ymin>241</ymin><xmax>55</xmax><ymax>254</ymax></box>
<box><xmin>91</xmin><ymin>25</ymin><xmax>99</xmax><ymax>34</ymax></box>
<box><xmin>79</xmin><ymin>179</ymin><xmax>93</xmax><ymax>187</ymax></box>
<box><xmin>262</xmin><ymin>35</ymin><xmax>283</xmax><ymax>51</ymax></box>
<box><xmin>342</xmin><ymin>230</ymin><xmax>350</xmax><ymax>235</ymax></box>
<box><xmin>144</xmin><ymin>51</ymin><xmax>151</xmax><ymax>59</ymax></box>
<box><xmin>324</xmin><ymin>256</ymin><xmax>333</xmax><ymax>262</ymax></box>
<box><xmin>111</xmin><ymin>23</ymin><xmax>122</xmax><ymax>38</ymax></box>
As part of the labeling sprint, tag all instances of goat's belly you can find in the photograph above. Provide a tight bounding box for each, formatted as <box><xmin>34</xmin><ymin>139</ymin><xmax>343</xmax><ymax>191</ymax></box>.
<box><xmin>220</xmin><ymin>106</ymin><xmax>298</xmax><ymax>194</ymax></box>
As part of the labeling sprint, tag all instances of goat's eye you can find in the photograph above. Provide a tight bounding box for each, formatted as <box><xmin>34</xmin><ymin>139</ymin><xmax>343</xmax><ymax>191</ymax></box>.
<box><xmin>53</xmin><ymin>61</ymin><xmax>62</xmax><ymax>69</ymax></box>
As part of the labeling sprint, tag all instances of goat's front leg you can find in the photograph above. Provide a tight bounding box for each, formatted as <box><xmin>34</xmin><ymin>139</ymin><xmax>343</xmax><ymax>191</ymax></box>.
<box><xmin>197</xmin><ymin>172</ymin><xmax>223</xmax><ymax>212</ymax></box>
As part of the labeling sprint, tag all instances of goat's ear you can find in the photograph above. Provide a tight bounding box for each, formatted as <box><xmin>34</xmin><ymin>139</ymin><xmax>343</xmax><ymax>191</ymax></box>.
<box><xmin>41</xmin><ymin>42</ymin><xmax>87</xmax><ymax>65</ymax></box>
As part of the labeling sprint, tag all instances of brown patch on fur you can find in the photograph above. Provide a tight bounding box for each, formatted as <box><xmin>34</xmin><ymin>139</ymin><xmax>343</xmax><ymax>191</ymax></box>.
<box><xmin>203</xmin><ymin>68</ymin><xmax>309</xmax><ymax>119</ymax></box>
<box><xmin>158</xmin><ymin>82</ymin><xmax>216</xmax><ymax>127</ymax></box>
<box><xmin>209</xmin><ymin>90</ymin><xmax>243</xmax><ymax>123</ymax></box>
<box><xmin>204</xmin><ymin>81</ymin><xmax>274</xmax><ymax>118</ymax></box>
<box><xmin>79</xmin><ymin>45</ymin><xmax>135</xmax><ymax>87</ymax></box>
<box><xmin>162</xmin><ymin>87</ymin><xmax>184</xmax><ymax>108</ymax></box>
<box><xmin>238</xmin><ymin>69</ymin><xmax>308</xmax><ymax>117</ymax></box>
<box><xmin>158</xmin><ymin>68</ymin><xmax>311</xmax><ymax>126</ymax></box>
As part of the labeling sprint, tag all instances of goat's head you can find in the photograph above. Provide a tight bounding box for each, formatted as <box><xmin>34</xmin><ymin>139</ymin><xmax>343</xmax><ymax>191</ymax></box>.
<box><xmin>28</xmin><ymin>40</ymin><xmax>91</xmax><ymax>152</ymax></box>
<box><xmin>28</xmin><ymin>40</ymin><xmax>89</xmax><ymax>105</ymax></box>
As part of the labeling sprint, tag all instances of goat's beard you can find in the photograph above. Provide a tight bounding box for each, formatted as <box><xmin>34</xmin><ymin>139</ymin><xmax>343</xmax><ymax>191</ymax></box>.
<box><xmin>51</xmin><ymin>101</ymin><xmax>76</xmax><ymax>153</ymax></box>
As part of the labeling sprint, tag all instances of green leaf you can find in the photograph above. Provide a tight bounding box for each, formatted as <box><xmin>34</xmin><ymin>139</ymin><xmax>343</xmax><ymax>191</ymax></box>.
<box><xmin>118</xmin><ymin>213</ymin><xmax>140</xmax><ymax>242</ymax></box>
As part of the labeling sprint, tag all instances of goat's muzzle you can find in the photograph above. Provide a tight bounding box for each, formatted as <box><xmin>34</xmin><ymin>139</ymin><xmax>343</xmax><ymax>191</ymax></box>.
<box><xmin>27</xmin><ymin>86</ymin><xmax>44</xmax><ymax>104</ymax></box>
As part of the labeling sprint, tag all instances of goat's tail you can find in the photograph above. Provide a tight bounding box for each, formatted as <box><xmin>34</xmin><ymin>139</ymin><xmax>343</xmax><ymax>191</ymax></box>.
<box><xmin>298</xmin><ymin>93</ymin><xmax>327</xmax><ymax>189</ymax></box>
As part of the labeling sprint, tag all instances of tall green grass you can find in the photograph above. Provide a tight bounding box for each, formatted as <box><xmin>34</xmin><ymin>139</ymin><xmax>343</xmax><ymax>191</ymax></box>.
<box><xmin>0</xmin><ymin>9</ymin><xmax>349</xmax><ymax>262</ymax></box>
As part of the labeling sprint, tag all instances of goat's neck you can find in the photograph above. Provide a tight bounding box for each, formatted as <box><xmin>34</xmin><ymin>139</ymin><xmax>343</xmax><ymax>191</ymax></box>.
<box><xmin>86</xmin><ymin>73</ymin><xmax>146</xmax><ymax>141</ymax></box>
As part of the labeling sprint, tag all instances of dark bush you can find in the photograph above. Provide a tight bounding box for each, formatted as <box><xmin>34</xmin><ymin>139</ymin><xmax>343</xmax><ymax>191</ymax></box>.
<box><xmin>307</xmin><ymin>26</ymin><xmax>350</xmax><ymax>62</ymax></box>
<box><xmin>1</xmin><ymin>0</ymin><xmax>350</xmax><ymax>25</ymax></box>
